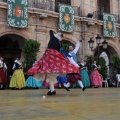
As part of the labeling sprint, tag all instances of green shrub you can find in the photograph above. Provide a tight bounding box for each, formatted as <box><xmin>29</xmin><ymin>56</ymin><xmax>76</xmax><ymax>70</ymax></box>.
<box><xmin>112</xmin><ymin>55</ymin><xmax>120</xmax><ymax>74</ymax></box>
<box><xmin>98</xmin><ymin>57</ymin><xmax>108</xmax><ymax>79</ymax></box>
<box><xmin>22</xmin><ymin>39</ymin><xmax>40</xmax><ymax>71</ymax></box>
<box><xmin>85</xmin><ymin>55</ymin><xmax>94</xmax><ymax>75</ymax></box>
<box><xmin>62</xmin><ymin>43</ymin><xmax>69</xmax><ymax>53</ymax></box>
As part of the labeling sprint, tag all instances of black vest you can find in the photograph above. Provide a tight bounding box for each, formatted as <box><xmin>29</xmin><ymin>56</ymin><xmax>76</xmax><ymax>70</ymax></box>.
<box><xmin>47</xmin><ymin>30</ymin><xmax>61</xmax><ymax>52</ymax></box>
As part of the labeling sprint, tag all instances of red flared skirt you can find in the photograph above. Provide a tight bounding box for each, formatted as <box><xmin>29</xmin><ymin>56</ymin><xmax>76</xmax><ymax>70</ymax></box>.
<box><xmin>67</xmin><ymin>73</ymin><xmax>82</xmax><ymax>84</ymax></box>
<box><xmin>28</xmin><ymin>49</ymin><xmax>79</xmax><ymax>75</ymax></box>
<box><xmin>0</xmin><ymin>69</ymin><xmax>7</xmax><ymax>84</ymax></box>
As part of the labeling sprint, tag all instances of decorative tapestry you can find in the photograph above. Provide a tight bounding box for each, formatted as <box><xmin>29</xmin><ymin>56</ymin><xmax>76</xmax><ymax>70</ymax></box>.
<box><xmin>103</xmin><ymin>13</ymin><xmax>116</xmax><ymax>37</ymax></box>
<box><xmin>59</xmin><ymin>4</ymin><xmax>74</xmax><ymax>32</ymax></box>
<box><xmin>7</xmin><ymin>0</ymin><xmax>28</xmax><ymax>28</ymax></box>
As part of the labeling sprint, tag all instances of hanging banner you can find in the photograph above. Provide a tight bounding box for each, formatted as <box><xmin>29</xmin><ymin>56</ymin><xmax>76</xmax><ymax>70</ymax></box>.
<box><xmin>7</xmin><ymin>0</ymin><xmax>28</xmax><ymax>28</ymax></box>
<box><xmin>103</xmin><ymin>13</ymin><xmax>116</xmax><ymax>37</ymax></box>
<box><xmin>59</xmin><ymin>4</ymin><xmax>74</xmax><ymax>32</ymax></box>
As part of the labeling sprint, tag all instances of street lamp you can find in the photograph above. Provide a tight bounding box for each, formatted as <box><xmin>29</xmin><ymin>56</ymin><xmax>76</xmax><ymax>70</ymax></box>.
<box><xmin>102</xmin><ymin>39</ymin><xmax>108</xmax><ymax>49</ymax></box>
<box><xmin>88</xmin><ymin>35</ymin><xmax>108</xmax><ymax>51</ymax></box>
<box><xmin>96</xmin><ymin>34</ymin><xmax>101</xmax><ymax>44</ymax></box>
<box><xmin>88</xmin><ymin>37</ymin><xmax>94</xmax><ymax>51</ymax></box>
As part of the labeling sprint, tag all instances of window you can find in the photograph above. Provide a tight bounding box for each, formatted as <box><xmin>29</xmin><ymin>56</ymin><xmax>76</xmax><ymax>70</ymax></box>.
<box><xmin>97</xmin><ymin>0</ymin><xmax>110</xmax><ymax>20</ymax></box>
<box><xmin>55</xmin><ymin>0</ymin><xmax>71</xmax><ymax>12</ymax></box>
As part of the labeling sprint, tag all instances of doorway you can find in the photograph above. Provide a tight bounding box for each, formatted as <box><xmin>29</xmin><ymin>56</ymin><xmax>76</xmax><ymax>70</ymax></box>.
<box><xmin>0</xmin><ymin>34</ymin><xmax>25</xmax><ymax>86</ymax></box>
<box><xmin>94</xmin><ymin>44</ymin><xmax>118</xmax><ymax>81</ymax></box>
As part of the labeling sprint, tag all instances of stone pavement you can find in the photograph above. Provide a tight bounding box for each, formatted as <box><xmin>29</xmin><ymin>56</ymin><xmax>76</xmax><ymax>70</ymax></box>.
<box><xmin>0</xmin><ymin>88</ymin><xmax>120</xmax><ymax>120</ymax></box>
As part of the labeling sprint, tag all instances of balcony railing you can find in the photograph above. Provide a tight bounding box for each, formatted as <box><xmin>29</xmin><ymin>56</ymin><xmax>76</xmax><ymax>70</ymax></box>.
<box><xmin>93</xmin><ymin>11</ymin><xmax>103</xmax><ymax>21</ymax></box>
<box><xmin>93</xmin><ymin>11</ymin><xmax>120</xmax><ymax>24</ymax></box>
<box><xmin>0</xmin><ymin>0</ymin><xmax>80</xmax><ymax>17</ymax></box>
<box><xmin>28</xmin><ymin>0</ymin><xmax>54</xmax><ymax>11</ymax></box>
<box><xmin>1</xmin><ymin>0</ymin><xmax>120</xmax><ymax>24</ymax></box>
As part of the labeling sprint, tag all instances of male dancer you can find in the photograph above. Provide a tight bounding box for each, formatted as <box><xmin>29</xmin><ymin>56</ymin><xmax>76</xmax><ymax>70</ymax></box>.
<box><xmin>64</xmin><ymin>40</ymin><xmax>86</xmax><ymax>91</ymax></box>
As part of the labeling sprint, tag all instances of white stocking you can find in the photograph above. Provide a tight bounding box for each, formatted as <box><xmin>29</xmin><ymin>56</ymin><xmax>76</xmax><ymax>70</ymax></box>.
<box><xmin>64</xmin><ymin>82</ymin><xmax>70</xmax><ymax>87</ymax></box>
<box><xmin>49</xmin><ymin>81</ymin><xmax>55</xmax><ymax>92</ymax></box>
<box><xmin>1</xmin><ymin>85</ymin><xmax>3</xmax><ymax>88</ymax></box>
<box><xmin>78</xmin><ymin>80</ymin><xmax>83</xmax><ymax>89</ymax></box>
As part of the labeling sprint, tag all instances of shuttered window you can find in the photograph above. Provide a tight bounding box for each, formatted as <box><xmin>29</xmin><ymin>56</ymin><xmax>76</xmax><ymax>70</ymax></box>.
<box><xmin>55</xmin><ymin>0</ymin><xmax>71</xmax><ymax>12</ymax></box>
<box><xmin>97</xmin><ymin>0</ymin><xmax>110</xmax><ymax>20</ymax></box>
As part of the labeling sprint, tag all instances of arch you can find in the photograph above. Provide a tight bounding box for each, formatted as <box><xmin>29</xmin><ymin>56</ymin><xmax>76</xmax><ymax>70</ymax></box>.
<box><xmin>94</xmin><ymin>43</ymin><xmax>119</xmax><ymax>80</ymax></box>
<box><xmin>62</xmin><ymin>39</ymin><xmax>74</xmax><ymax>46</ymax></box>
<box><xmin>0</xmin><ymin>33</ymin><xmax>26</xmax><ymax>77</ymax></box>
<box><xmin>94</xmin><ymin>43</ymin><xmax>119</xmax><ymax>61</ymax></box>
<box><xmin>63</xmin><ymin>34</ymin><xmax>78</xmax><ymax>44</ymax></box>
<box><xmin>0</xmin><ymin>31</ymin><xmax>29</xmax><ymax>40</ymax></box>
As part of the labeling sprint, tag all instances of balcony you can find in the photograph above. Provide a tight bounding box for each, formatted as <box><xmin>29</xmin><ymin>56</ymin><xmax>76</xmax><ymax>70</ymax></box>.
<box><xmin>93</xmin><ymin>11</ymin><xmax>120</xmax><ymax>24</ymax></box>
<box><xmin>0</xmin><ymin>0</ymin><xmax>80</xmax><ymax>17</ymax></box>
<box><xmin>93</xmin><ymin>11</ymin><xmax>103</xmax><ymax>21</ymax></box>
<box><xmin>0</xmin><ymin>0</ymin><xmax>7</xmax><ymax>2</ymax></box>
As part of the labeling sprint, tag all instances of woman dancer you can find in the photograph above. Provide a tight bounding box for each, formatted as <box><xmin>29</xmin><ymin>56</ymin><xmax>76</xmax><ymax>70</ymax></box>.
<box><xmin>28</xmin><ymin>30</ymin><xmax>80</xmax><ymax>95</ymax></box>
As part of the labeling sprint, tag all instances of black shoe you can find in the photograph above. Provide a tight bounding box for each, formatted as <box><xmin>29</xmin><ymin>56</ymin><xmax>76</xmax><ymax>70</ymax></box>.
<box><xmin>82</xmin><ymin>87</ymin><xmax>86</xmax><ymax>91</ymax></box>
<box><xmin>51</xmin><ymin>91</ymin><xmax>56</xmax><ymax>95</ymax></box>
<box><xmin>64</xmin><ymin>87</ymin><xmax>70</xmax><ymax>91</ymax></box>
<box><xmin>47</xmin><ymin>91</ymin><xmax>51</xmax><ymax>95</ymax></box>
<box><xmin>47</xmin><ymin>90</ymin><xmax>56</xmax><ymax>95</ymax></box>
<box><xmin>94</xmin><ymin>86</ymin><xmax>99</xmax><ymax>88</ymax></box>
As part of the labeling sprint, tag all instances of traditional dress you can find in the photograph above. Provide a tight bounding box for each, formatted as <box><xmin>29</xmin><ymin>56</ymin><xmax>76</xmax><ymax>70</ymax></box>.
<box><xmin>26</xmin><ymin>76</ymin><xmax>43</xmax><ymax>88</ymax></box>
<box><xmin>0</xmin><ymin>60</ymin><xmax>7</xmax><ymax>87</ymax></box>
<box><xmin>90</xmin><ymin>64</ymin><xmax>102</xmax><ymax>87</ymax></box>
<box><xmin>9</xmin><ymin>61</ymin><xmax>26</xmax><ymax>89</ymax></box>
<box><xmin>26</xmin><ymin>61</ymin><xmax>43</xmax><ymax>88</ymax></box>
<box><xmin>28</xmin><ymin>30</ymin><xmax>79</xmax><ymax>95</ymax></box>
<box><xmin>79</xmin><ymin>63</ymin><xmax>90</xmax><ymax>87</ymax></box>
<box><xmin>56</xmin><ymin>48</ymin><xmax>69</xmax><ymax>87</ymax></box>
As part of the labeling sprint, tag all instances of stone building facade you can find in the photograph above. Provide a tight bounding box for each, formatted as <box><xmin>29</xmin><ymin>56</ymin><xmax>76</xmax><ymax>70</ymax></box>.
<box><xmin>0</xmin><ymin>0</ymin><xmax>120</xmax><ymax>77</ymax></box>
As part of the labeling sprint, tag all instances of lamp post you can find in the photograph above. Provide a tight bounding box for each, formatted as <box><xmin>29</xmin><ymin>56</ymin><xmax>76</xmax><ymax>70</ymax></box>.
<box><xmin>88</xmin><ymin>35</ymin><xmax>108</xmax><ymax>59</ymax></box>
<box><xmin>88</xmin><ymin>37</ymin><xmax>94</xmax><ymax>51</ymax></box>
<box><xmin>102</xmin><ymin>39</ymin><xmax>108</xmax><ymax>49</ymax></box>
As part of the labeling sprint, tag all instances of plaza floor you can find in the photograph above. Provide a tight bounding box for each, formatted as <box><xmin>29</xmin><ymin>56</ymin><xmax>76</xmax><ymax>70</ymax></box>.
<box><xmin>0</xmin><ymin>88</ymin><xmax>120</xmax><ymax>120</ymax></box>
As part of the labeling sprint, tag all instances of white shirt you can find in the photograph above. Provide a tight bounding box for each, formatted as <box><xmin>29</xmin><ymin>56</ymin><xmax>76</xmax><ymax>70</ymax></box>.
<box><xmin>72</xmin><ymin>41</ymin><xmax>80</xmax><ymax>54</ymax></box>
<box><xmin>0</xmin><ymin>60</ymin><xmax>7</xmax><ymax>69</ymax></box>
<box><xmin>67</xmin><ymin>41</ymin><xmax>80</xmax><ymax>67</ymax></box>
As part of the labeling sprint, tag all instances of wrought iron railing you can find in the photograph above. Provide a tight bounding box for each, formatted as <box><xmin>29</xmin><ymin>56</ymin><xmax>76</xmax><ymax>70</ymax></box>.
<box><xmin>0</xmin><ymin>0</ymin><xmax>81</xmax><ymax>17</ymax></box>
<box><xmin>116</xmin><ymin>15</ymin><xmax>120</xmax><ymax>24</ymax></box>
<box><xmin>54</xmin><ymin>1</ymin><xmax>80</xmax><ymax>16</ymax></box>
<box><xmin>28</xmin><ymin>0</ymin><xmax>54</xmax><ymax>11</ymax></box>
<box><xmin>93</xmin><ymin>11</ymin><xmax>120</xmax><ymax>24</ymax></box>
<box><xmin>93</xmin><ymin>11</ymin><xmax>103</xmax><ymax>21</ymax></box>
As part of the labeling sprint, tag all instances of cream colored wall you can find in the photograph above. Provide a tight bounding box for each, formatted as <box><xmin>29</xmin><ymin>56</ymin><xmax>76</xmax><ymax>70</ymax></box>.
<box><xmin>0</xmin><ymin>0</ymin><xmax>120</xmax><ymax>61</ymax></box>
